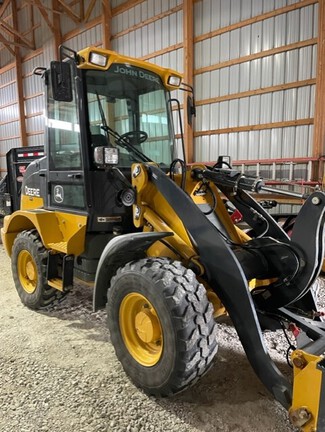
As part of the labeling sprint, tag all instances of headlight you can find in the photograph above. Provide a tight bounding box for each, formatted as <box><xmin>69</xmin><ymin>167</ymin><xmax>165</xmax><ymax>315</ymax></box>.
<box><xmin>89</xmin><ymin>52</ymin><xmax>108</xmax><ymax>67</ymax></box>
<box><xmin>94</xmin><ymin>147</ymin><xmax>119</xmax><ymax>166</ymax></box>
<box><xmin>168</xmin><ymin>75</ymin><xmax>181</xmax><ymax>87</ymax></box>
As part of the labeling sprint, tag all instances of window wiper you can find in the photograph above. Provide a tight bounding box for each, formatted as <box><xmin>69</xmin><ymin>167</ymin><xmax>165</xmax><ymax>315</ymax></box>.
<box><xmin>105</xmin><ymin>125</ymin><xmax>152</xmax><ymax>163</ymax></box>
<box><xmin>95</xmin><ymin>92</ymin><xmax>152</xmax><ymax>163</ymax></box>
<box><xmin>95</xmin><ymin>91</ymin><xmax>112</xmax><ymax>146</ymax></box>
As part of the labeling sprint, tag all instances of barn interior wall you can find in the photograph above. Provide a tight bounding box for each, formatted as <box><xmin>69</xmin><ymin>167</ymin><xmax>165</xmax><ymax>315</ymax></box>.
<box><xmin>0</xmin><ymin>0</ymin><xmax>321</xmax><ymax>184</ymax></box>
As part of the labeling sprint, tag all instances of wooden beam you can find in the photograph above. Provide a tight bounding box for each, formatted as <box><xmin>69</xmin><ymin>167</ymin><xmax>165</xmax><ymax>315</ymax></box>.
<box><xmin>0</xmin><ymin>100</ymin><xmax>17</xmax><ymax>109</ymax></box>
<box><xmin>24</xmin><ymin>92</ymin><xmax>44</xmax><ymax>100</ymax></box>
<box><xmin>112</xmin><ymin>0</ymin><xmax>144</xmax><ymax>16</ymax></box>
<box><xmin>0</xmin><ymin>32</ymin><xmax>32</xmax><ymax>50</ymax></box>
<box><xmin>0</xmin><ymin>32</ymin><xmax>15</xmax><ymax>55</ymax></box>
<box><xmin>194</xmin><ymin>118</ymin><xmax>314</xmax><ymax>137</ymax></box>
<box><xmin>0</xmin><ymin>18</ymin><xmax>35</xmax><ymax>49</ymax></box>
<box><xmin>52</xmin><ymin>0</ymin><xmax>62</xmax><ymax>59</ymax></box>
<box><xmin>0</xmin><ymin>0</ymin><xmax>11</xmax><ymax>19</ymax></box>
<box><xmin>56</xmin><ymin>0</ymin><xmax>81</xmax><ymax>23</ymax></box>
<box><xmin>102</xmin><ymin>0</ymin><xmax>111</xmax><ymax>49</ymax></box>
<box><xmin>195</xmin><ymin>0</ymin><xmax>318</xmax><ymax>44</ymax></box>
<box><xmin>313</xmin><ymin>0</ymin><xmax>325</xmax><ymax>159</ymax></box>
<box><xmin>112</xmin><ymin>5</ymin><xmax>182</xmax><ymax>40</ymax></box>
<box><xmin>196</xmin><ymin>78</ymin><xmax>316</xmax><ymax>106</ymax></box>
<box><xmin>195</xmin><ymin>38</ymin><xmax>317</xmax><ymax>75</ymax></box>
<box><xmin>23</xmin><ymin>47</ymin><xmax>43</xmax><ymax>61</ymax></box>
<box><xmin>26</xmin><ymin>3</ymin><xmax>38</xmax><ymax>47</ymax></box>
<box><xmin>24</xmin><ymin>0</ymin><xmax>63</xmax><ymax>15</ymax></box>
<box><xmin>183</xmin><ymin>0</ymin><xmax>194</xmax><ymax>163</ymax></box>
<box><xmin>84</xmin><ymin>0</ymin><xmax>96</xmax><ymax>23</ymax></box>
<box><xmin>12</xmin><ymin>0</ymin><xmax>28</xmax><ymax>148</ymax></box>
<box><xmin>68</xmin><ymin>0</ymin><xmax>80</xmax><ymax>6</ymax></box>
<box><xmin>0</xmin><ymin>135</ymin><xmax>20</xmax><ymax>142</ymax></box>
<box><xmin>31</xmin><ymin>0</ymin><xmax>56</xmax><ymax>34</ymax></box>
<box><xmin>62</xmin><ymin>15</ymin><xmax>101</xmax><ymax>41</ymax></box>
<box><xmin>0</xmin><ymin>62</ymin><xmax>15</xmax><ymax>73</ymax></box>
<box><xmin>140</xmin><ymin>43</ymin><xmax>183</xmax><ymax>61</ymax></box>
<box><xmin>0</xmin><ymin>117</ymin><xmax>20</xmax><ymax>126</ymax></box>
<box><xmin>0</xmin><ymin>79</ymin><xmax>16</xmax><ymax>90</ymax></box>
<box><xmin>232</xmin><ymin>156</ymin><xmax>319</xmax><ymax>164</ymax></box>
<box><xmin>25</xmin><ymin>111</ymin><xmax>43</xmax><ymax>119</ymax></box>
<box><xmin>79</xmin><ymin>0</ymin><xmax>84</xmax><ymax>21</ymax></box>
<box><xmin>27</xmin><ymin>131</ymin><xmax>44</xmax><ymax>136</ymax></box>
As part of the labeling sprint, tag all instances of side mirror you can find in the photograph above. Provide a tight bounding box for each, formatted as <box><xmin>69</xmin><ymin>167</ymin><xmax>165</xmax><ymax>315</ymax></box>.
<box><xmin>187</xmin><ymin>95</ymin><xmax>196</xmax><ymax>126</ymax></box>
<box><xmin>94</xmin><ymin>147</ymin><xmax>119</xmax><ymax>167</ymax></box>
<box><xmin>50</xmin><ymin>61</ymin><xmax>72</xmax><ymax>102</ymax></box>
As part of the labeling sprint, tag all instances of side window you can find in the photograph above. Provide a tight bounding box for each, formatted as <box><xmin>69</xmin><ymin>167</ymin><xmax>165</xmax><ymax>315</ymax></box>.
<box><xmin>139</xmin><ymin>90</ymin><xmax>173</xmax><ymax>165</ymax></box>
<box><xmin>48</xmin><ymin>66</ymin><xmax>81</xmax><ymax>170</ymax></box>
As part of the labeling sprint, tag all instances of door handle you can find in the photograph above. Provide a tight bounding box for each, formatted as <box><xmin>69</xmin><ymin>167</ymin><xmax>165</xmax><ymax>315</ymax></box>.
<box><xmin>67</xmin><ymin>173</ymin><xmax>82</xmax><ymax>179</ymax></box>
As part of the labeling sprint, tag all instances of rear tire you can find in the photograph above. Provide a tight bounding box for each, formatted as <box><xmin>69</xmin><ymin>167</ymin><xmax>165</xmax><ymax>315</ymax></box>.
<box><xmin>11</xmin><ymin>229</ymin><xmax>66</xmax><ymax>310</ymax></box>
<box><xmin>106</xmin><ymin>257</ymin><xmax>218</xmax><ymax>396</ymax></box>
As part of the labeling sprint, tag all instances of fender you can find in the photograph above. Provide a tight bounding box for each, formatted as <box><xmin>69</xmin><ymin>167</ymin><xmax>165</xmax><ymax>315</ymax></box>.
<box><xmin>93</xmin><ymin>231</ymin><xmax>173</xmax><ymax>311</ymax></box>
<box><xmin>1</xmin><ymin>210</ymin><xmax>87</xmax><ymax>256</ymax></box>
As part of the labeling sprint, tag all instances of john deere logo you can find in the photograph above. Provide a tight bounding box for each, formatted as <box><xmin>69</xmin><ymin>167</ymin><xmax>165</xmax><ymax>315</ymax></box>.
<box><xmin>54</xmin><ymin>185</ymin><xmax>64</xmax><ymax>203</ymax></box>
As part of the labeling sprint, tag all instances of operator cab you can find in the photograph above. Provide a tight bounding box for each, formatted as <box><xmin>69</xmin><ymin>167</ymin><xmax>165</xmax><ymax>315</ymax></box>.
<box><xmin>44</xmin><ymin>47</ymin><xmax>183</xmax><ymax>234</ymax></box>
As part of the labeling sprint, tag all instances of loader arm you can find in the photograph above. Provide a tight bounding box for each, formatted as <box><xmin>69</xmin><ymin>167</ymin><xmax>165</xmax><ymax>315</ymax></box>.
<box><xmin>140</xmin><ymin>163</ymin><xmax>325</xmax><ymax>430</ymax></box>
<box><xmin>144</xmin><ymin>164</ymin><xmax>292</xmax><ymax>406</ymax></box>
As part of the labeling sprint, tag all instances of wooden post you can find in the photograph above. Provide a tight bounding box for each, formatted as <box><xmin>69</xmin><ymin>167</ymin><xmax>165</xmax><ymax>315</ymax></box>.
<box><xmin>183</xmin><ymin>0</ymin><xmax>194</xmax><ymax>163</ymax></box>
<box><xmin>313</xmin><ymin>0</ymin><xmax>325</xmax><ymax>182</ymax></box>
<box><xmin>102</xmin><ymin>0</ymin><xmax>112</xmax><ymax>49</ymax></box>
<box><xmin>12</xmin><ymin>0</ymin><xmax>28</xmax><ymax>147</ymax></box>
<box><xmin>53</xmin><ymin>0</ymin><xmax>62</xmax><ymax>60</ymax></box>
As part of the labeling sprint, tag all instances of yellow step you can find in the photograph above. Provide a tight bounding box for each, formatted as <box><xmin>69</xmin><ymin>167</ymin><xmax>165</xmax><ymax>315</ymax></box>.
<box><xmin>47</xmin><ymin>241</ymin><xmax>68</xmax><ymax>254</ymax></box>
<box><xmin>48</xmin><ymin>278</ymin><xmax>63</xmax><ymax>291</ymax></box>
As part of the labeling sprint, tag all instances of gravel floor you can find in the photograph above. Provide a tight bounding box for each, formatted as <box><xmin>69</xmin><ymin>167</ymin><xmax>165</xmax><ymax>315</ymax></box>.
<box><xmin>0</xmin><ymin>244</ymin><xmax>307</xmax><ymax>432</ymax></box>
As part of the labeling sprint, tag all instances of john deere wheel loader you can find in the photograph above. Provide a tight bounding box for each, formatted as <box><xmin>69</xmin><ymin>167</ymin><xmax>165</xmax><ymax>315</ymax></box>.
<box><xmin>2</xmin><ymin>45</ymin><xmax>325</xmax><ymax>431</ymax></box>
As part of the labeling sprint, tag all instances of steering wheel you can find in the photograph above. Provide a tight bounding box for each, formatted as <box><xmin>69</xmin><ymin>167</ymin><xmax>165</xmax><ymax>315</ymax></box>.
<box><xmin>116</xmin><ymin>130</ymin><xmax>148</xmax><ymax>146</ymax></box>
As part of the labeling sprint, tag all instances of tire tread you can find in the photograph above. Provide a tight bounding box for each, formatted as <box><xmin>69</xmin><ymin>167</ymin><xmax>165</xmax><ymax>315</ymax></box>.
<box><xmin>12</xmin><ymin>229</ymin><xmax>66</xmax><ymax>309</ymax></box>
<box><xmin>108</xmin><ymin>257</ymin><xmax>218</xmax><ymax>396</ymax></box>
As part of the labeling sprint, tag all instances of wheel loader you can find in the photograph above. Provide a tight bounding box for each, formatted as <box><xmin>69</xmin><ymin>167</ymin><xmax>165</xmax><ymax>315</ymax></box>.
<box><xmin>1</xmin><ymin>45</ymin><xmax>325</xmax><ymax>431</ymax></box>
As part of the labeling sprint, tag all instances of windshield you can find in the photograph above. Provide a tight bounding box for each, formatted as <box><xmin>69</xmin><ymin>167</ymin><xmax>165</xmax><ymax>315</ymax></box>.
<box><xmin>85</xmin><ymin>64</ymin><xmax>175</xmax><ymax>167</ymax></box>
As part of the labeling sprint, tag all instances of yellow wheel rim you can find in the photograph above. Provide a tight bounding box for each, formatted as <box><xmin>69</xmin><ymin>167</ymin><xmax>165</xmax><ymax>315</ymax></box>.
<box><xmin>17</xmin><ymin>250</ymin><xmax>38</xmax><ymax>294</ymax></box>
<box><xmin>119</xmin><ymin>293</ymin><xmax>163</xmax><ymax>366</ymax></box>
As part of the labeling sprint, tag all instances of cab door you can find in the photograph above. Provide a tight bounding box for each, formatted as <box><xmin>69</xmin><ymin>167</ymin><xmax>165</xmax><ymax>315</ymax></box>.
<box><xmin>46</xmin><ymin>63</ymin><xmax>86</xmax><ymax>213</ymax></box>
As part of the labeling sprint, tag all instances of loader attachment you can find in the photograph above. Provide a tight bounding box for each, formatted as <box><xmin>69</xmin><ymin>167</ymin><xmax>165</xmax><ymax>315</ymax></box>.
<box><xmin>145</xmin><ymin>164</ymin><xmax>325</xmax><ymax>429</ymax></box>
<box><xmin>250</xmin><ymin>190</ymin><xmax>325</xmax><ymax>311</ymax></box>
<box><xmin>193</xmin><ymin>166</ymin><xmax>325</xmax><ymax>312</ymax></box>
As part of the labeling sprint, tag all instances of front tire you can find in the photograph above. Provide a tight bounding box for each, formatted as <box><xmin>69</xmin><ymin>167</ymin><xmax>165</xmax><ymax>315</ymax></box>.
<box><xmin>11</xmin><ymin>230</ymin><xmax>66</xmax><ymax>309</ymax></box>
<box><xmin>107</xmin><ymin>257</ymin><xmax>218</xmax><ymax>396</ymax></box>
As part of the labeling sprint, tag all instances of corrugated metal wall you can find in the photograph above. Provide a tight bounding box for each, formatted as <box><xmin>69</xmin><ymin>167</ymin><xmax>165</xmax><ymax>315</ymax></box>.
<box><xmin>194</xmin><ymin>0</ymin><xmax>318</xmax><ymax>165</ymax></box>
<box><xmin>0</xmin><ymin>0</ymin><xmax>320</xmax><ymax>180</ymax></box>
<box><xmin>0</xmin><ymin>1</ymin><xmax>20</xmax><ymax>166</ymax></box>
